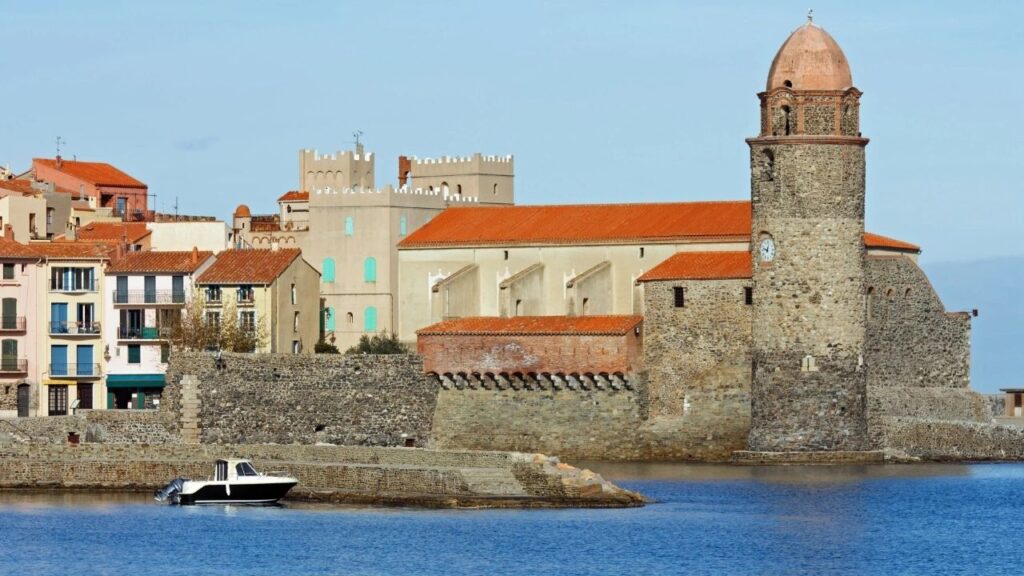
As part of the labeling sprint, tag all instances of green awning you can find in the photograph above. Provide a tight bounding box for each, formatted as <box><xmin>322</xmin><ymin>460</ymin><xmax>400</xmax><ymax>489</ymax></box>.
<box><xmin>105</xmin><ymin>374</ymin><xmax>166</xmax><ymax>389</ymax></box>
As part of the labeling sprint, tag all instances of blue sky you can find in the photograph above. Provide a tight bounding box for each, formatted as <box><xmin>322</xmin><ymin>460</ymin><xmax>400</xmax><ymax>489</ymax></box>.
<box><xmin>1</xmin><ymin>0</ymin><xmax>1021</xmax><ymax>265</ymax></box>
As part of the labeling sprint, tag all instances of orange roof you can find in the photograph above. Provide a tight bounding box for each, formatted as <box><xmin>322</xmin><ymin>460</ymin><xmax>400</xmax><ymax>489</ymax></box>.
<box><xmin>107</xmin><ymin>250</ymin><xmax>214</xmax><ymax>274</ymax></box>
<box><xmin>27</xmin><ymin>241</ymin><xmax>115</xmax><ymax>260</ymax></box>
<box><xmin>637</xmin><ymin>251</ymin><xmax>752</xmax><ymax>282</ymax></box>
<box><xmin>399</xmin><ymin>202</ymin><xmax>752</xmax><ymax>248</ymax></box>
<box><xmin>233</xmin><ymin>204</ymin><xmax>251</xmax><ymax>218</ymax></box>
<box><xmin>77</xmin><ymin>222</ymin><xmax>151</xmax><ymax>244</ymax></box>
<box><xmin>277</xmin><ymin>190</ymin><xmax>309</xmax><ymax>202</ymax></box>
<box><xmin>864</xmin><ymin>232</ymin><xmax>920</xmax><ymax>253</ymax></box>
<box><xmin>417</xmin><ymin>315</ymin><xmax>643</xmax><ymax>336</ymax></box>
<box><xmin>34</xmin><ymin>158</ymin><xmax>146</xmax><ymax>189</ymax></box>
<box><xmin>196</xmin><ymin>248</ymin><xmax>302</xmax><ymax>284</ymax></box>
<box><xmin>0</xmin><ymin>236</ymin><xmax>42</xmax><ymax>259</ymax></box>
<box><xmin>0</xmin><ymin>179</ymin><xmax>40</xmax><ymax>196</ymax></box>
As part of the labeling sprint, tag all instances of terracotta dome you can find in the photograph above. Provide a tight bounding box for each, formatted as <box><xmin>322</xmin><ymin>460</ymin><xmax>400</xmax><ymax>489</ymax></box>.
<box><xmin>766</xmin><ymin>22</ymin><xmax>853</xmax><ymax>91</ymax></box>
<box><xmin>233</xmin><ymin>204</ymin><xmax>251</xmax><ymax>218</ymax></box>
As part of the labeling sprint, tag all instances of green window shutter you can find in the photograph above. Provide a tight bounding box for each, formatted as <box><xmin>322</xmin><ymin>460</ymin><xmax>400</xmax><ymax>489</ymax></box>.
<box><xmin>127</xmin><ymin>345</ymin><xmax>141</xmax><ymax>364</ymax></box>
<box><xmin>364</xmin><ymin>306</ymin><xmax>377</xmax><ymax>332</ymax></box>
<box><xmin>345</xmin><ymin>216</ymin><xmax>354</xmax><ymax>236</ymax></box>
<box><xmin>364</xmin><ymin>257</ymin><xmax>377</xmax><ymax>283</ymax></box>
<box><xmin>399</xmin><ymin>216</ymin><xmax>407</xmax><ymax>237</ymax></box>
<box><xmin>326</xmin><ymin>307</ymin><xmax>336</xmax><ymax>331</ymax></box>
<box><xmin>322</xmin><ymin>258</ymin><xmax>335</xmax><ymax>283</ymax></box>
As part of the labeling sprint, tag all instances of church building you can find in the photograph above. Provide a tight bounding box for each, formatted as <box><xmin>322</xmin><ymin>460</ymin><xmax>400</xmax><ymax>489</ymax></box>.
<box><xmin>405</xmin><ymin>19</ymin><xmax>990</xmax><ymax>459</ymax></box>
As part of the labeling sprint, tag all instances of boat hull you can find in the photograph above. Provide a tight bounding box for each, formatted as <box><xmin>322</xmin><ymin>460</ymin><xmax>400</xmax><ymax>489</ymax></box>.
<box><xmin>177</xmin><ymin>481</ymin><xmax>298</xmax><ymax>505</ymax></box>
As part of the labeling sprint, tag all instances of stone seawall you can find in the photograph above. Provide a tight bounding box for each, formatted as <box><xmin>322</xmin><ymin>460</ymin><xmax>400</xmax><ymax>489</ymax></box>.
<box><xmin>166</xmin><ymin>351</ymin><xmax>437</xmax><ymax>446</ymax></box>
<box><xmin>0</xmin><ymin>410</ymin><xmax>179</xmax><ymax>445</ymax></box>
<box><xmin>0</xmin><ymin>444</ymin><xmax>643</xmax><ymax>508</ymax></box>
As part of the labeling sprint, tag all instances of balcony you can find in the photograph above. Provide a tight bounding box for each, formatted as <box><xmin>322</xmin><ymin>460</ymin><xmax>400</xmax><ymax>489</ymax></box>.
<box><xmin>0</xmin><ymin>358</ymin><xmax>27</xmax><ymax>374</ymax></box>
<box><xmin>49</xmin><ymin>363</ymin><xmax>102</xmax><ymax>378</ymax></box>
<box><xmin>112</xmin><ymin>290</ymin><xmax>186</xmax><ymax>306</ymax></box>
<box><xmin>49</xmin><ymin>321</ymin><xmax>102</xmax><ymax>336</ymax></box>
<box><xmin>117</xmin><ymin>325</ymin><xmax>171</xmax><ymax>340</ymax></box>
<box><xmin>0</xmin><ymin>316</ymin><xmax>26</xmax><ymax>332</ymax></box>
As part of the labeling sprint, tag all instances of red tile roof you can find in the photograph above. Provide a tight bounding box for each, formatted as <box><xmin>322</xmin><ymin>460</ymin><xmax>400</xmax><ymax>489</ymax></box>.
<box><xmin>277</xmin><ymin>190</ymin><xmax>309</xmax><ymax>202</ymax></box>
<box><xmin>196</xmin><ymin>248</ymin><xmax>302</xmax><ymax>284</ymax></box>
<box><xmin>399</xmin><ymin>202</ymin><xmax>753</xmax><ymax>248</ymax></box>
<box><xmin>77</xmin><ymin>222</ymin><xmax>151</xmax><ymax>244</ymax></box>
<box><xmin>637</xmin><ymin>251</ymin><xmax>752</xmax><ymax>282</ymax></box>
<box><xmin>864</xmin><ymin>232</ymin><xmax>920</xmax><ymax>253</ymax></box>
<box><xmin>26</xmin><ymin>241</ymin><xmax>115</xmax><ymax>260</ymax></box>
<box><xmin>34</xmin><ymin>158</ymin><xmax>146</xmax><ymax>189</ymax></box>
<box><xmin>107</xmin><ymin>250</ymin><xmax>214</xmax><ymax>274</ymax></box>
<box><xmin>0</xmin><ymin>236</ymin><xmax>42</xmax><ymax>259</ymax></box>
<box><xmin>417</xmin><ymin>315</ymin><xmax>643</xmax><ymax>336</ymax></box>
<box><xmin>0</xmin><ymin>179</ymin><xmax>40</xmax><ymax>196</ymax></box>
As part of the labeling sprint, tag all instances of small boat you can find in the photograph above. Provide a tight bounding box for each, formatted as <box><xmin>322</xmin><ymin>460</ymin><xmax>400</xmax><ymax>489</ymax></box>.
<box><xmin>155</xmin><ymin>459</ymin><xmax>297</xmax><ymax>505</ymax></box>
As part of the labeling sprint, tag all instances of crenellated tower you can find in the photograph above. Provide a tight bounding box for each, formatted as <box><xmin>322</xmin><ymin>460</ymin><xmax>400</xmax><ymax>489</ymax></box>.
<box><xmin>747</xmin><ymin>18</ymin><xmax>870</xmax><ymax>451</ymax></box>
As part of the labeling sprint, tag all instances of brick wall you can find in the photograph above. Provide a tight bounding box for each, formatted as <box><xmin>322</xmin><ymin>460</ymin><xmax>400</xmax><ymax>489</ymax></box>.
<box><xmin>418</xmin><ymin>331</ymin><xmax>642</xmax><ymax>376</ymax></box>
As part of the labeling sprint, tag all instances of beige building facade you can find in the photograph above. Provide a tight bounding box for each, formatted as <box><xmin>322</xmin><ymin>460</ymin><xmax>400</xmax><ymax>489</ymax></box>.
<box><xmin>232</xmin><ymin>147</ymin><xmax>514</xmax><ymax>349</ymax></box>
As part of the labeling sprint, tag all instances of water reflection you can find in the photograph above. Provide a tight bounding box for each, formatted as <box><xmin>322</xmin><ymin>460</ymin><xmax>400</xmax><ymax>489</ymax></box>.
<box><xmin>579</xmin><ymin>461</ymin><xmax>973</xmax><ymax>485</ymax></box>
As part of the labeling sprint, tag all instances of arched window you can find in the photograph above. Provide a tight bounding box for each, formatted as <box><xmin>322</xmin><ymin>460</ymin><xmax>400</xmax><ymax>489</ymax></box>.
<box><xmin>364</xmin><ymin>257</ymin><xmax>377</xmax><ymax>283</ymax></box>
<box><xmin>322</xmin><ymin>258</ymin><xmax>335</xmax><ymax>283</ymax></box>
<box><xmin>781</xmin><ymin>105</ymin><xmax>792</xmax><ymax>135</ymax></box>
<box><xmin>761</xmin><ymin>149</ymin><xmax>774</xmax><ymax>182</ymax></box>
<box><xmin>456</xmin><ymin>184</ymin><xmax>462</xmax><ymax>195</ymax></box>
<box><xmin>344</xmin><ymin>216</ymin><xmax>354</xmax><ymax>236</ymax></box>
<box><xmin>325</xmin><ymin>307</ymin><xmax>336</xmax><ymax>332</ymax></box>
<box><xmin>346</xmin><ymin>312</ymin><xmax>354</xmax><ymax>324</ymax></box>
<box><xmin>399</xmin><ymin>216</ymin><xmax>407</xmax><ymax>237</ymax></box>
<box><xmin>441</xmin><ymin>181</ymin><xmax>450</xmax><ymax>195</ymax></box>
<box><xmin>493</xmin><ymin>183</ymin><xmax>498</xmax><ymax>195</ymax></box>
<box><xmin>364</xmin><ymin>306</ymin><xmax>378</xmax><ymax>332</ymax></box>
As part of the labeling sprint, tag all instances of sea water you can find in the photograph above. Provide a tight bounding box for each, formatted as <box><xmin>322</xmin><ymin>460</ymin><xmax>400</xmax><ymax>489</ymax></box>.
<box><xmin>1</xmin><ymin>463</ymin><xmax>1022</xmax><ymax>575</ymax></box>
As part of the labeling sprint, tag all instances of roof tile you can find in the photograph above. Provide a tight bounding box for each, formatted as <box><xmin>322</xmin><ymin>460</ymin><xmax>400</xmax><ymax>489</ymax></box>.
<box><xmin>417</xmin><ymin>315</ymin><xmax>643</xmax><ymax>336</ymax></box>
<box><xmin>77</xmin><ymin>222</ymin><xmax>151</xmax><ymax>244</ymax></box>
<box><xmin>106</xmin><ymin>250</ymin><xmax>214</xmax><ymax>274</ymax></box>
<box><xmin>196</xmin><ymin>248</ymin><xmax>302</xmax><ymax>284</ymax></box>
<box><xmin>637</xmin><ymin>251</ymin><xmax>752</xmax><ymax>282</ymax></box>
<box><xmin>277</xmin><ymin>190</ymin><xmax>309</xmax><ymax>202</ymax></box>
<box><xmin>864</xmin><ymin>232</ymin><xmax>920</xmax><ymax>252</ymax></box>
<box><xmin>34</xmin><ymin>158</ymin><xmax>146</xmax><ymax>189</ymax></box>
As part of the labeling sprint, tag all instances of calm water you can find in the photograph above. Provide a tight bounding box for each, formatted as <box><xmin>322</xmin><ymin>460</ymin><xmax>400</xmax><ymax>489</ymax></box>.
<box><xmin>2</xmin><ymin>463</ymin><xmax>1023</xmax><ymax>575</ymax></box>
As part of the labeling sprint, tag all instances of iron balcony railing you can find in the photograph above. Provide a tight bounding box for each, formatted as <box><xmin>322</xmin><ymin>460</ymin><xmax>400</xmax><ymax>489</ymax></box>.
<box><xmin>0</xmin><ymin>358</ymin><xmax>28</xmax><ymax>373</ymax></box>
<box><xmin>49</xmin><ymin>321</ymin><xmax>102</xmax><ymax>336</ymax></box>
<box><xmin>117</xmin><ymin>325</ymin><xmax>172</xmax><ymax>340</ymax></box>
<box><xmin>49</xmin><ymin>363</ymin><xmax>102</xmax><ymax>377</ymax></box>
<box><xmin>112</xmin><ymin>290</ymin><xmax>186</xmax><ymax>305</ymax></box>
<box><xmin>0</xmin><ymin>316</ymin><xmax>27</xmax><ymax>331</ymax></box>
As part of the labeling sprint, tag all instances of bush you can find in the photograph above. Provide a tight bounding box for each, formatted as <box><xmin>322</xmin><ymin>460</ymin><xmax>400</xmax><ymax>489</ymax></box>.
<box><xmin>344</xmin><ymin>332</ymin><xmax>408</xmax><ymax>355</ymax></box>
<box><xmin>314</xmin><ymin>341</ymin><xmax>340</xmax><ymax>354</ymax></box>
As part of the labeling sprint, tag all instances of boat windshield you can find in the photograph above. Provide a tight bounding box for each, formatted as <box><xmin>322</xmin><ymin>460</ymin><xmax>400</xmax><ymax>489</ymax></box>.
<box><xmin>235</xmin><ymin>462</ymin><xmax>259</xmax><ymax>477</ymax></box>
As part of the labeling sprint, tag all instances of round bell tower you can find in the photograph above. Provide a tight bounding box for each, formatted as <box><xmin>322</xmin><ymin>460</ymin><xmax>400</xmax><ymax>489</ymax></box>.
<box><xmin>747</xmin><ymin>17</ymin><xmax>870</xmax><ymax>452</ymax></box>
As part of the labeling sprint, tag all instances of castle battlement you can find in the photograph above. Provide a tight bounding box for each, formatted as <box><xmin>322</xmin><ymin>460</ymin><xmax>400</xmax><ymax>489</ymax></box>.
<box><xmin>301</xmin><ymin>149</ymin><xmax>374</xmax><ymax>162</ymax></box>
<box><xmin>311</xmin><ymin>184</ymin><xmax>480</xmax><ymax>204</ymax></box>
<box><xmin>409</xmin><ymin>154</ymin><xmax>512</xmax><ymax>165</ymax></box>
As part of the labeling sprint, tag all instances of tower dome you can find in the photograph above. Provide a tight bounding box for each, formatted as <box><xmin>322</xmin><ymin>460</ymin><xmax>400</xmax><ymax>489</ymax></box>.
<box><xmin>233</xmin><ymin>204</ymin><xmax>251</xmax><ymax>218</ymax></box>
<box><xmin>766</xmin><ymin>21</ymin><xmax>852</xmax><ymax>91</ymax></box>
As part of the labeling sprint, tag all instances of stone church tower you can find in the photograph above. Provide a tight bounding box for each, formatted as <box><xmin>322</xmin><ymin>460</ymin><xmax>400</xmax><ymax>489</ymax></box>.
<box><xmin>747</xmin><ymin>19</ymin><xmax>870</xmax><ymax>451</ymax></box>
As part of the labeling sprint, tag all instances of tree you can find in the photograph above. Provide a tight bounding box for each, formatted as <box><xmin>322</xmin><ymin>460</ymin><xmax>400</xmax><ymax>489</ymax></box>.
<box><xmin>170</xmin><ymin>296</ymin><xmax>268</xmax><ymax>353</ymax></box>
<box><xmin>344</xmin><ymin>332</ymin><xmax>408</xmax><ymax>355</ymax></box>
<box><xmin>315</xmin><ymin>341</ymin><xmax>340</xmax><ymax>354</ymax></box>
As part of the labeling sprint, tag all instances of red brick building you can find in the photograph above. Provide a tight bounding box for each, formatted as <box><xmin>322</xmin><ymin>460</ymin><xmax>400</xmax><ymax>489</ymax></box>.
<box><xmin>33</xmin><ymin>158</ymin><xmax>149</xmax><ymax>221</ymax></box>
<box><xmin>417</xmin><ymin>315</ymin><xmax>643</xmax><ymax>388</ymax></box>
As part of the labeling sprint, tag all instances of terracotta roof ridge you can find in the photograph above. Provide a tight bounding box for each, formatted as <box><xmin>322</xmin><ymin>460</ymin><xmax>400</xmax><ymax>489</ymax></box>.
<box><xmin>442</xmin><ymin>199</ymin><xmax>750</xmax><ymax>209</ymax></box>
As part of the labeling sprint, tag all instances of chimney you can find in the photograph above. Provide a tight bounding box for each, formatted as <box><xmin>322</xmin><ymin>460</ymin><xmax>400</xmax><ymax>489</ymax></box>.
<box><xmin>398</xmin><ymin>155</ymin><xmax>412</xmax><ymax>187</ymax></box>
<box><xmin>191</xmin><ymin>246</ymin><xmax>199</xmax><ymax>265</ymax></box>
<box><xmin>271</xmin><ymin>239</ymin><xmax>280</xmax><ymax>252</ymax></box>
<box><xmin>56</xmin><ymin>155</ymin><xmax>63</xmax><ymax>169</ymax></box>
<box><xmin>3</xmin><ymin>224</ymin><xmax>13</xmax><ymax>240</ymax></box>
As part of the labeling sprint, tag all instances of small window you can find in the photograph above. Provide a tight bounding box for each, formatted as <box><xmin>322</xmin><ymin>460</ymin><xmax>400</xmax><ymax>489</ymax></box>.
<box><xmin>344</xmin><ymin>216</ymin><xmax>354</xmax><ymax>236</ymax></box>
<box><xmin>2</xmin><ymin>263</ymin><xmax>14</xmax><ymax>280</ymax></box>
<box><xmin>744</xmin><ymin>287</ymin><xmax>753</xmax><ymax>305</ymax></box>
<box><xmin>127</xmin><ymin>345</ymin><xmax>141</xmax><ymax>364</ymax></box>
<box><xmin>503</xmin><ymin>250</ymin><xmax>509</xmax><ymax>261</ymax></box>
<box><xmin>346</xmin><ymin>312</ymin><xmax>354</xmax><ymax>324</ymax></box>
<box><xmin>399</xmin><ymin>216</ymin><xmax>407</xmax><ymax>237</ymax></box>
<box><xmin>364</xmin><ymin>257</ymin><xmax>377</xmax><ymax>283</ymax></box>
<box><xmin>292</xmin><ymin>340</ymin><xmax>301</xmax><ymax>354</ymax></box>
<box><xmin>639</xmin><ymin>247</ymin><xmax>645</xmax><ymax>259</ymax></box>
<box><xmin>291</xmin><ymin>283</ymin><xmax>297</xmax><ymax>304</ymax></box>
<box><xmin>673</xmin><ymin>287</ymin><xmax>685</xmax><ymax>308</ymax></box>
<box><xmin>293</xmin><ymin>311</ymin><xmax>300</xmax><ymax>332</ymax></box>
<box><xmin>492</xmin><ymin>183</ymin><xmax>498</xmax><ymax>195</ymax></box>
<box><xmin>46</xmin><ymin>208</ymin><xmax>54</xmax><ymax>226</ymax></box>
<box><xmin>783</xmin><ymin>79</ymin><xmax>793</xmax><ymax>88</ymax></box>
<box><xmin>581</xmin><ymin>298</ymin><xmax>590</xmax><ymax>315</ymax></box>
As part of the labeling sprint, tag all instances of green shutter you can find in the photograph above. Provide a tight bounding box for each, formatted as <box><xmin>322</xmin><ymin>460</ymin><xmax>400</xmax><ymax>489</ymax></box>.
<box><xmin>322</xmin><ymin>258</ymin><xmax>335</xmax><ymax>283</ymax></box>
<box><xmin>326</xmin><ymin>307</ymin><xmax>336</xmax><ymax>331</ymax></box>
<box><xmin>128</xmin><ymin>345</ymin><xmax>141</xmax><ymax>364</ymax></box>
<box><xmin>364</xmin><ymin>306</ymin><xmax>377</xmax><ymax>332</ymax></box>
<box><xmin>345</xmin><ymin>216</ymin><xmax>354</xmax><ymax>236</ymax></box>
<box><xmin>364</xmin><ymin>257</ymin><xmax>376</xmax><ymax>283</ymax></box>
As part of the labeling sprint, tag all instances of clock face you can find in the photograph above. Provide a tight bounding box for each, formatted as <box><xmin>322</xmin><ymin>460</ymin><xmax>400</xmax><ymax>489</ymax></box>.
<box><xmin>759</xmin><ymin>238</ymin><xmax>776</xmax><ymax>262</ymax></box>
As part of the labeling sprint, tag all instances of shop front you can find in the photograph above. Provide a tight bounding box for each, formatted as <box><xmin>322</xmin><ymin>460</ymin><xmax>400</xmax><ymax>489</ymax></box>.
<box><xmin>105</xmin><ymin>374</ymin><xmax>165</xmax><ymax>410</ymax></box>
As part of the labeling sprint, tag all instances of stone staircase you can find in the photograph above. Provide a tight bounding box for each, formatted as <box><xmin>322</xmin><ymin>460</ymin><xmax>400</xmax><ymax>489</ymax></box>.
<box><xmin>459</xmin><ymin>467</ymin><xmax>527</xmax><ymax>496</ymax></box>
<box><xmin>180</xmin><ymin>375</ymin><xmax>201</xmax><ymax>444</ymax></box>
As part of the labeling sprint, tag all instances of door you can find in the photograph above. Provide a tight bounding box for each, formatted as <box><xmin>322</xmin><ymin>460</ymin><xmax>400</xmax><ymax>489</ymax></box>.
<box><xmin>121</xmin><ymin>309</ymin><xmax>143</xmax><ymax>338</ymax></box>
<box><xmin>16</xmin><ymin>384</ymin><xmax>29</xmax><ymax>417</ymax></box>
<box><xmin>116</xmin><ymin>197</ymin><xmax>127</xmax><ymax>218</ymax></box>
<box><xmin>144</xmin><ymin>276</ymin><xmax>156</xmax><ymax>303</ymax></box>
<box><xmin>1</xmin><ymin>339</ymin><xmax>17</xmax><ymax>371</ymax></box>
<box><xmin>51</xmin><ymin>303</ymin><xmax>68</xmax><ymax>333</ymax></box>
<box><xmin>77</xmin><ymin>303</ymin><xmax>95</xmax><ymax>333</ymax></box>
<box><xmin>116</xmin><ymin>276</ymin><xmax>128</xmax><ymax>304</ymax></box>
<box><xmin>1</xmin><ymin>297</ymin><xmax>16</xmax><ymax>330</ymax></box>
<box><xmin>48</xmin><ymin>385</ymin><xmax>68</xmax><ymax>416</ymax></box>
<box><xmin>50</xmin><ymin>344</ymin><xmax>68</xmax><ymax>376</ymax></box>
<box><xmin>76</xmin><ymin>345</ymin><xmax>94</xmax><ymax>376</ymax></box>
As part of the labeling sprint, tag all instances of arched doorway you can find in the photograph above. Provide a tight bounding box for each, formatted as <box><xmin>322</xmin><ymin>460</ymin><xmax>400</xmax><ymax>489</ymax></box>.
<box><xmin>16</xmin><ymin>383</ymin><xmax>29</xmax><ymax>417</ymax></box>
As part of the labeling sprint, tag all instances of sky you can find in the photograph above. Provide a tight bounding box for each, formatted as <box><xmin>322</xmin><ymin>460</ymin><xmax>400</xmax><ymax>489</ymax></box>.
<box><xmin>1</xmin><ymin>0</ymin><xmax>1021</xmax><ymax>267</ymax></box>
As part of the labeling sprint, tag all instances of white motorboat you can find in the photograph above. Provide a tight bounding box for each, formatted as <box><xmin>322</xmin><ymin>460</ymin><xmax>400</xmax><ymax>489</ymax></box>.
<box><xmin>155</xmin><ymin>459</ymin><xmax>297</xmax><ymax>505</ymax></box>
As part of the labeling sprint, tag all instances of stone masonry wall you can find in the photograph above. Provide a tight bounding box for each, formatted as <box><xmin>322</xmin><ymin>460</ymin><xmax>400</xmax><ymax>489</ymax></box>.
<box><xmin>167</xmin><ymin>350</ymin><xmax>437</xmax><ymax>447</ymax></box>
<box><xmin>0</xmin><ymin>409</ymin><xmax>179</xmax><ymax>445</ymax></box>
<box><xmin>749</xmin><ymin>141</ymin><xmax>870</xmax><ymax>452</ymax></box>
